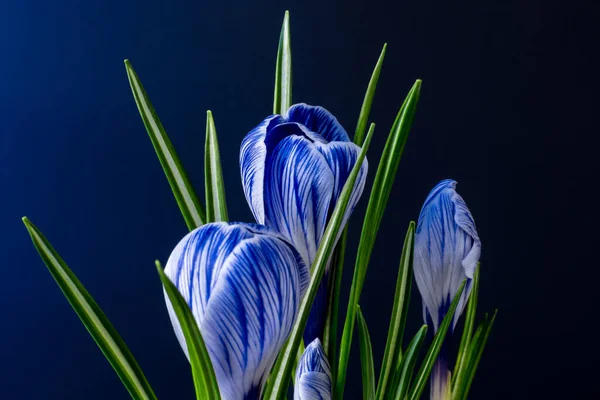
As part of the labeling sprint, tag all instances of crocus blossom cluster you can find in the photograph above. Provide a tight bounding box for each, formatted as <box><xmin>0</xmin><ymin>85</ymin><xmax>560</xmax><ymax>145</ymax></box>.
<box><xmin>161</xmin><ymin>106</ymin><xmax>480</xmax><ymax>400</ymax></box>
<box><xmin>163</xmin><ymin>104</ymin><xmax>365</xmax><ymax>399</ymax></box>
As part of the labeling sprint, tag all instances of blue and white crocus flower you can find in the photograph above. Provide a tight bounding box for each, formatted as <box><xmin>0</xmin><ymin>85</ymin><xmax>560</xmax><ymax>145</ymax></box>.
<box><xmin>294</xmin><ymin>339</ymin><xmax>332</xmax><ymax>400</ymax></box>
<box><xmin>163</xmin><ymin>222</ymin><xmax>309</xmax><ymax>400</ymax></box>
<box><xmin>240</xmin><ymin>104</ymin><xmax>368</xmax><ymax>341</ymax></box>
<box><xmin>413</xmin><ymin>179</ymin><xmax>481</xmax><ymax>400</ymax></box>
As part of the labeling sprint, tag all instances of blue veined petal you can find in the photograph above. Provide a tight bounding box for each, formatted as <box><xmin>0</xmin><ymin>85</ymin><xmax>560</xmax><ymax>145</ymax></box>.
<box><xmin>164</xmin><ymin>222</ymin><xmax>309</xmax><ymax>400</ymax></box>
<box><xmin>240</xmin><ymin>115</ymin><xmax>285</xmax><ymax>224</ymax></box>
<box><xmin>286</xmin><ymin>103</ymin><xmax>351</xmax><ymax>143</ymax></box>
<box><xmin>315</xmin><ymin>141</ymin><xmax>368</xmax><ymax>240</ymax></box>
<box><xmin>301</xmin><ymin>141</ymin><xmax>368</xmax><ymax>342</ymax></box>
<box><xmin>263</xmin><ymin>130</ymin><xmax>335</xmax><ymax>266</ymax></box>
<box><xmin>294</xmin><ymin>339</ymin><xmax>332</xmax><ymax>400</ymax></box>
<box><xmin>413</xmin><ymin>179</ymin><xmax>481</xmax><ymax>332</ymax></box>
<box><xmin>240</xmin><ymin>105</ymin><xmax>369</xmax><ymax>342</ymax></box>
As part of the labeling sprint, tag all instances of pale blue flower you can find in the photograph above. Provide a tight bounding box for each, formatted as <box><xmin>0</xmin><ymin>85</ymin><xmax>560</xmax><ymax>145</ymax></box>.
<box><xmin>413</xmin><ymin>179</ymin><xmax>481</xmax><ymax>400</ymax></box>
<box><xmin>163</xmin><ymin>222</ymin><xmax>309</xmax><ymax>400</ymax></box>
<box><xmin>240</xmin><ymin>103</ymin><xmax>368</xmax><ymax>340</ymax></box>
<box><xmin>294</xmin><ymin>339</ymin><xmax>332</xmax><ymax>400</ymax></box>
<box><xmin>414</xmin><ymin>179</ymin><xmax>481</xmax><ymax>331</ymax></box>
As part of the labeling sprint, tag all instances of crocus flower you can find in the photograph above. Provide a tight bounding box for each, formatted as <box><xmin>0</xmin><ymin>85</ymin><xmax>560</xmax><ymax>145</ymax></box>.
<box><xmin>413</xmin><ymin>179</ymin><xmax>481</xmax><ymax>400</ymax></box>
<box><xmin>163</xmin><ymin>222</ymin><xmax>309</xmax><ymax>400</ymax></box>
<box><xmin>294</xmin><ymin>339</ymin><xmax>332</xmax><ymax>400</ymax></box>
<box><xmin>240</xmin><ymin>103</ymin><xmax>368</xmax><ymax>341</ymax></box>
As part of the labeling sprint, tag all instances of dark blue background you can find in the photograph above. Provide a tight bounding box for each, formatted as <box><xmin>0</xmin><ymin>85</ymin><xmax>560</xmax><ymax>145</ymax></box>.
<box><xmin>2</xmin><ymin>0</ymin><xmax>597</xmax><ymax>398</ymax></box>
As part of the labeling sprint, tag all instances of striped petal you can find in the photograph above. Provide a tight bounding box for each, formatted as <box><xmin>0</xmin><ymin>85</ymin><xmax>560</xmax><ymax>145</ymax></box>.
<box><xmin>164</xmin><ymin>222</ymin><xmax>309</xmax><ymax>400</ymax></box>
<box><xmin>294</xmin><ymin>339</ymin><xmax>332</xmax><ymax>400</ymax></box>
<box><xmin>263</xmin><ymin>129</ymin><xmax>335</xmax><ymax>266</ymax></box>
<box><xmin>240</xmin><ymin>115</ymin><xmax>285</xmax><ymax>224</ymax></box>
<box><xmin>302</xmin><ymin>141</ymin><xmax>367</xmax><ymax>342</ymax></box>
<box><xmin>315</xmin><ymin>141</ymin><xmax>368</xmax><ymax>239</ymax></box>
<box><xmin>240</xmin><ymin>104</ymin><xmax>368</xmax><ymax>342</ymax></box>
<box><xmin>413</xmin><ymin>179</ymin><xmax>481</xmax><ymax>332</ymax></box>
<box><xmin>286</xmin><ymin>103</ymin><xmax>351</xmax><ymax>143</ymax></box>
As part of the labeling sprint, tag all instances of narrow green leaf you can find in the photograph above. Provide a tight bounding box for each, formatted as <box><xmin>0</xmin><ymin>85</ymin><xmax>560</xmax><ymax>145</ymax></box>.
<box><xmin>452</xmin><ymin>264</ymin><xmax>480</xmax><ymax>385</ymax></box>
<box><xmin>335</xmin><ymin>80</ymin><xmax>422</xmax><ymax>400</ymax></box>
<box><xmin>451</xmin><ymin>310</ymin><xmax>497</xmax><ymax>400</ymax></box>
<box><xmin>357</xmin><ymin>306</ymin><xmax>376</xmax><ymax>400</ymax></box>
<box><xmin>389</xmin><ymin>325</ymin><xmax>428</xmax><ymax>400</ymax></box>
<box><xmin>124</xmin><ymin>60</ymin><xmax>205</xmax><ymax>230</ymax></box>
<box><xmin>204</xmin><ymin>110</ymin><xmax>228</xmax><ymax>223</ymax></box>
<box><xmin>263</xmin><ymin>123</ymin><xmax>376</xmax><ymax>400</ymax></box>
<box><xmin>354</xmin><ymin>43</ymin><xmax>387</xmax><ymax>146</ymax></box>
<box><xmin>291</xmin><ymin>339</ymin><xmax>305</xmax><ymax>386</ymax></box>
<box><xmin>22</xmin><ymin>217</ymin><xmax>157</xmax><ymax>400</ymax></box>
<box><xmin>322</xmin><ymin>228</ymin><xmax>348</xmax><ymax>382</ymax></box>
<box><xmin>156</xmin><ymin>261</ymin><xmax>221</xmax><ymax>400</ymax></box>
<box><xmin>407</xmin><ymin>280</ymin><xmax>467</xmax><ymax>400</ymax></box>
<box><xmin>375</xmin><ymin>221</ymin><xmax>415</xmax><ymax>400</ymax></box>
<box><xmin>273</xmin><ymin>11</ymin><xmax>292</xmax><ymax>115</ymax></box>
<box><xmin>322</xmin><ymin>45</ymin><xmax>386</xmax><ymax>375</ymax></box>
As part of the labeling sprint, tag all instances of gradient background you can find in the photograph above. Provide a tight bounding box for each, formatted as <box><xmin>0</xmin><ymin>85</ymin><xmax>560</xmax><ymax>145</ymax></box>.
<box><xmin>2</xmin><ymin>0</ymin><xmax>598</xmax><ymax>398</ymax></box>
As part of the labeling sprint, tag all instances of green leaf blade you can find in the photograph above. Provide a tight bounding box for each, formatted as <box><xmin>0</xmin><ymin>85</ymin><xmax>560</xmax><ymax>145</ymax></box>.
<box><xmin>357</xmin><ymin>306</ymin><xmax>376</xmax><ymax>400</ymax></box>
<box><xmin>451</xmin><ymin>310</ymin><xmax>497</xmax><ymax>400</ymax></box>
<box><xmin>125</xmin><ymin>60</ymin><xmax>206</xmax><ymax>230</ymax></box>
<box><xmin>336</xmin><ymin>80</ymin><xmax>422</xmax><ymax>400</ymax></box>
<box><xmin>22</xmin><ymin>217</ymin><xmax>157</xmax><ymax>400</ymax></box>
<box><xmin>390</xmin><ymin>325</ymin><xmax>428</xmax><ymax>400</ymax></box>
<box><xmin>263</xmin><ymin>123</ymin><xmax>376</xmax><ymax>400</ymax></box>
<box><xmin>354</xmin><ymin>43</ymin><xmax>387</xmax><ymax>146</ymax></box>
<box><xmin>322</xmin><ymin>228</ymin><xmax>348</xmax><ymax>383</ymax></box>
<box><xmin>407</xmin><ymin>280</ymin><xmax>467</xmax><ymax>400</ymax></box>
<box><xmin>204</xmin><ymin>110</ymin><xmax>228</xmax><ymax>223</ymax></box>
<box><xmin>156</xmin><ymin>261</ymin><xmax>221</xmax><ymax>400</ymax></box>
<box><xmin>273</xmin><ymin>11</ymin><xmax>292</xmax><ymax>115</ymax></box>
<box><xmin>375</xmin><ymin>221</ymin><xmax>415</xmax><ymax>400</ymax></box>
<box><xmin>452</xmin><ymin>264</ymin><xmax>480</xmax><ymax>385</ymax></box>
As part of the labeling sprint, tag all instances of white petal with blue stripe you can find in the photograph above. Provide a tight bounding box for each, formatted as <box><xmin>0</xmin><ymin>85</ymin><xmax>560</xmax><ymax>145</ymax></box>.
<box><xmin>239</xmin><ymin>104</ymin><xmax>368</xmax><ymax>341</ymax></box>
<box><xmin>163</xmin><ymin>222</ymin><xmax>309</xmax><ymax>400</ymax></box>
<box><xmin>413</xmin><ymin>179</ymin><xmax>481</xmax><ymax>332</ymax></box>
<box><xmin>294</xmin><ymin>339</ymin><xmax>332</xmax><ymax>400</ymax></box>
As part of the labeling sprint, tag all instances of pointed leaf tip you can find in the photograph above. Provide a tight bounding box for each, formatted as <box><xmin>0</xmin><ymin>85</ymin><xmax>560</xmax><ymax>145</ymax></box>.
<box><xmin>125</xmin><ymin>61</ymin><xmax>206</xmax><ymax>229</ymax></box>
<box><xmin>23</xmin><ymin>218</ymin><xmax>158</xmax><ymax>399</ymax></box>
<box><xmin>204</xmin><ymin>110</ymin><xmax>228</xmax><ymax>223</ymax></box>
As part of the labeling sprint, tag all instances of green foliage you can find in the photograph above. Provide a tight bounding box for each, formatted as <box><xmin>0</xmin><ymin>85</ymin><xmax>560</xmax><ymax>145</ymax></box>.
<box><xmin>376</xmin><ymin>222</ymin><xmax>415</xmax><ymax>400</ymax></box>
<box><xmin>322</xmin><ymin>229</ymin><xmax>348</xmax><ymax>381</ymax></box>
<box><xmin>125</xmin><ymin>60</ymin><xmax>205</xmax><ymax>230</ymax></box>
<box><xmin>452</xmin><ymin>311</ymin><xmax>497</xmax><ymax>400</ymax></box>
<box><xmin>453</xmin><ymin>265</ymin><xmax>480</xmax><ymax>382</ymax></box>
<box><xmin>156</xmin><ymin>261</ymin><xmax>221</xmax><ymax>400</ymax></box>
<box><xmin>335</xmin><ymin>80</ymin><xmax>422</xmax><ymax>400</ymax></box>
<box><xmin>407</xmin><ymin>280</ymin><xmax>467</xmax><ymax>400</ymax></box>
<box><xmin>354</xmin><ymin>43</ymin><xmax>387</xmax><ymax>146</ymax></box>
<box><xmin>390</xmin><ymin>325</ymin><xmax>428</xmax><ymax>400</ymax></box>
<box><xmin>273</xmin><ymin>11</ymin><xmax>292</xmax><ymax>115</ymax></box>
<box><xmin>204</xmin><ymin>110</ymin><xmax>228</xmax><ymax>223</ymax></box>
<box><xmin>357</xmin><ymin>306</ymin><xmax>376</xmax><ymax>400</ymax></box>
<box><xmin>22</xmin><ymin>218</ymin><xmax>157</xmax><ymax>400</ymax></box>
